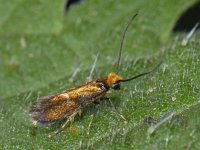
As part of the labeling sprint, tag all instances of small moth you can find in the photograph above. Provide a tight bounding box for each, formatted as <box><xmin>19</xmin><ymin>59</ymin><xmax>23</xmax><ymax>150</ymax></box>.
<box><xmin>29</xmin><ymin>14</ymin><xmax>161</xmax><ymax>139</ymax></box>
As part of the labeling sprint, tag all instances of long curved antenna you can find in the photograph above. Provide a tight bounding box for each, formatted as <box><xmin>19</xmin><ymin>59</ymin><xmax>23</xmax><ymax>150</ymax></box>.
<box><xmin>119</xmin><ymin>62</ymin><xmax>162</xmax><ymax>83</ymax></box>
<box><xmin>116</xmin><ymin>13</ymin><xmax>138</xmax><ymax>73</ymax></box>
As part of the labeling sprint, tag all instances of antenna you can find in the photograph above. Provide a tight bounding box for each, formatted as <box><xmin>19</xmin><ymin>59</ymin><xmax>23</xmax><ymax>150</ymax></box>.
<box><xmin>116</xmin><ymin>13</ymin><xmax>138</xmax><ymax>73</ymax></box>
<box><xmin>119</xmin><ymin>62</ymin><xmax>162</xmax><ymax>83</ymax></box>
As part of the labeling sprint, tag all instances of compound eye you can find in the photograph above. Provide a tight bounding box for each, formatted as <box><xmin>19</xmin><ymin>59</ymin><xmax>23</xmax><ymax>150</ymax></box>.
<box><xmin>111</xmin><ymin>83</ymin><xmax>120</xmax><ymax>90</ymax></box>
<box><xmin>101</xmin><ymin>85</ymin><xmax>108</xmax><ymax>91</ymax></box>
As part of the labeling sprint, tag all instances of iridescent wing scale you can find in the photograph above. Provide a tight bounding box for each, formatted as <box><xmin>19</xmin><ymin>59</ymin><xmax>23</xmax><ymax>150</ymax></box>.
<box><xmin>29</xmin><ymin>80</ymin><xmax>107</xmax><ymax>125</ymax></box>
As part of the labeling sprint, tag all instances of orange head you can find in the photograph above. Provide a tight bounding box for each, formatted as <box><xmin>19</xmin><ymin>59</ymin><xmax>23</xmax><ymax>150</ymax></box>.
<box><xmin>103</xmin><ymin>62</ymin><xmax>162</xmax><ymax>90</ymax></box>
<box><xmin>105</xmin><ymin>72</ymin><xmax>123</xmax><ymax>90</ymax></box>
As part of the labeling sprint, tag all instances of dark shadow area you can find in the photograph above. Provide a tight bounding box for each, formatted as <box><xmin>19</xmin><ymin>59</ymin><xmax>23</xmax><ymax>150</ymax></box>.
<box><xmin>173</xmin><ymin>1</ymin><xmax>200</xmax><ymax>32</ymax></box>
<box><xmin>64</xmin><ymin>0</ymin><xmax>84</xmax><ymax>13</ymax></box>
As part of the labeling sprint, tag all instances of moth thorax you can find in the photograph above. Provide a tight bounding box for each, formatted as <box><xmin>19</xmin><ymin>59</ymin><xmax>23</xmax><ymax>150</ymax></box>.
<box><xmin>106</xmin><ymin>72</ymin><xmax>122</xmax><ymax>87</ymax></box>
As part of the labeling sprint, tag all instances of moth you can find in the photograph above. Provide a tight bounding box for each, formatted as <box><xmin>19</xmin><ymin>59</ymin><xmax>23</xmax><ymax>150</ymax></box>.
<box><xmin>29</xmin><ymin>14</ymin><xmax>161</xmax><ymax>139</ymax></box>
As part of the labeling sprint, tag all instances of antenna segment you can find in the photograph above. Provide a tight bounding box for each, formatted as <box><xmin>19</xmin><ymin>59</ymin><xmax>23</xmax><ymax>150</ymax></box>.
<box><xmin>116</xmin><ymin>13</ymin><xmax>138</xmax><ymax>73</ymax></box>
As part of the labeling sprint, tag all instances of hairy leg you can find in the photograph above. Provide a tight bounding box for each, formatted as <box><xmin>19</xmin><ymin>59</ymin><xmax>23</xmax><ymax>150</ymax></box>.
<box><xmin>48</xmin><ymin>109</ymin><xmax>82</xmax><ymax>139</ymax></box>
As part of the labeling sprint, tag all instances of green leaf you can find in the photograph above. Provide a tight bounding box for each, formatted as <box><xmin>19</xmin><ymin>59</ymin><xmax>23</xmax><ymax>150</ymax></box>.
<box><xmin>0</xmin><ymin>0</ymin><xmax>199</xmax><ymax>149</ymax></box>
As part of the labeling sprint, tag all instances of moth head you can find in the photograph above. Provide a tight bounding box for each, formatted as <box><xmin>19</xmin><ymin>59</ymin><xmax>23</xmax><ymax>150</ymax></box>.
<box><xmin>105</xmin><ymin>62</ymin><xmax>162</xmax><ymax>90</ymax></box>
<box><xmin>106</xmin><ymin>72</ymin><xmax>122</xmax><ymax>90</ymax></box>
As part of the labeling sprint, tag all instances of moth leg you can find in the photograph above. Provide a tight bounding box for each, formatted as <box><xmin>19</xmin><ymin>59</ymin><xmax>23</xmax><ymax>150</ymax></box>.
<box><xmin>48</xmin><ymin>109</ymin><xmax>82</xmax><ymax>139</ymax></box>
<box><xmin>86</xmin><ymin>104</ymin><xmax>99</xmax><ymax>136</ymax></box>
<box><xmin>108</xmin><ymin>98</ymin><xmax>127</xmax><ymax>122</ymax></box>
<box><xmin>87</xmin><ymin>113</ymin><xmax>94</xmax><ymax>136</ymax></box>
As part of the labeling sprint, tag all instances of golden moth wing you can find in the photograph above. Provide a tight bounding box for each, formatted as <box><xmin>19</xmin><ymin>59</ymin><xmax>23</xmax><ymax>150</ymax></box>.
<box><xmin>29</xmin><ymin>93</ymin><xmax>78</xmax><ymax>125</ymax></box>
<box><xmin>66</xmin><ymin>81</ymin><xmax>107</xmax><ymax>107</ymax></box>
<box><xmin>29</xmin><ymin>81</ymin><xmax>107</xmax><ymax>125</ymax></box>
